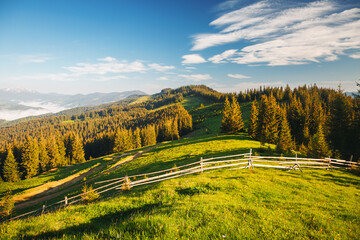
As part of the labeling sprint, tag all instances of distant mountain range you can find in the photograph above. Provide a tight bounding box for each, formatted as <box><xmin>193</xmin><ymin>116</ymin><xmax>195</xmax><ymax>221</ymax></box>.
<box><xmin>0</xmin><ymin>88</ymin><xmax>147</xmax><ymax>121</ymax></box>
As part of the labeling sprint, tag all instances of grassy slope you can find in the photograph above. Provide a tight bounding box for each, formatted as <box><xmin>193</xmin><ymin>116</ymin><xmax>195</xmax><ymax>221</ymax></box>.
<box><xmin>1</xmin><ymin>96</ymin><xmax>359</xmax><ymax>239</ymax></box>
<box><xmin>1</xmin><ymin>134</ymin><xmax>359</xmax><ymax>239</ymax></box>
<box><xmin>0</xmin><ymin>157</ymin><xmax>116</xmax><ymax>198</ymax></box>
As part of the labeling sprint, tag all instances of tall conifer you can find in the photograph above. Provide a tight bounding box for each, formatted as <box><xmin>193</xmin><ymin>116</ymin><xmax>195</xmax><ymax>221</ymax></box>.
<box><xmin>309</xmin><ymin>124</ymin><xmax>330</xmax><ymax>158</ymax></box>
<box><xmin>3</xmin><ymin>147</ymin><xmax>20</xmax><ymax>182</ymax></box>
<box><xmin>21</xmin><ymin>136</ymin><xmax>39</xmax><ymax>179</ymax></box>
<box><xmin>38</xmin><ymin>136</ymin><xmax>49</xmax><ymax>172</ymax></box>
<box><xmin>276</xmin><ymin>109</ymin><xmax>293</xmax><ymax>153</ymax></box>
<box><xmin>221</xmin><ymin>97</ymin><xmax>232</xmax><ymax>133</ymax></box>
<box><xmin>248</xmin><ymin>101</ymin><xmax>259</xmax><ymax>139</ymax></box>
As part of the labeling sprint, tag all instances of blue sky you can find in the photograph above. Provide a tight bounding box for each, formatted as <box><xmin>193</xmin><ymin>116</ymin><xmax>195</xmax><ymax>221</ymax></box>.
<box><xmin>0</xmin><ymin>0</ymin><xmax>359</xmax><ymax>94</ymax></box>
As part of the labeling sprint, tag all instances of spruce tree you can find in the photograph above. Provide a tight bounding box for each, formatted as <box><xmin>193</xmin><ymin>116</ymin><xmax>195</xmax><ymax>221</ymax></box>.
<box><xmin>38</xmin><ymin>136</ymin><xmax>49</xmax><ymax>172</ymax></box>
<box><xmin>327</xmin><ymin>91</ymin><xmax>352</xmax><ymax>158</ymax></box>
<box><xmin>3</xmin><ymin>147</ymin><xmax>20</xmax><ymax>182</ymax></box>
<box><xmin>72</xmin><ymin>134</ymin><xmax>86</xmax><ymax>163</ymax></box>
<box><xmin>276</xmin><ymin>109</ymin><xmax>293</xmax><ymax>153</ymax></box>
<box><xmin>56</xmin><ymin>132</ymin><xmax>67</xmax><ymax>166</ymax></box>
<box><xmin>221</xmin><ymin>97</ymin><xmax>232</xmax><ymax>133</ymax></box>
<box><xmin>287</xmin><ymin>97</ymin><xmax>306</xmax><ymax>145</ymax></box>
<box><xmin>113</xmin><ymin>128</ymin><xmax>124</xmax><ymax>152</ymax></box>
<box><xmin>230</xmin><ymin>95</ymin><xmax>244</xmax><ymax>132</ymax></box>
<box><xmin>248</xmin><ymin>101</ymin><xmax>259</xmax><ymax>139</ymax></box>
<box><xmin>221</xmin><ymin>96</ymin><xmax>244</xmax><ymax>133</ymax></box>
<box><xmin>47</xmin><ymin>135</ymin><xmax>60</xmax><ymax>169</ymax></box>
<box><xmin>21</xmin><ymin>136</ymin><xmax>39</xmax><ymax>179</ymax></box>
<box><xmin>141</xmin><ymin>125</ymin><xmax>157</xmax><ymax>147</ymax></box>
<box><xmin>309</xmin><ymin>124</ymin><xmax>330</xmax><ymax>158</ymax></box>
<box><xmin>171</xmin><ymin>119</ymin><xmax>180</xmax><ymax>140</ymax></box>
<box><xmin>134</xmin><ymin>128</ymin><xmax>142</xmax><ymax>149</ymax></box>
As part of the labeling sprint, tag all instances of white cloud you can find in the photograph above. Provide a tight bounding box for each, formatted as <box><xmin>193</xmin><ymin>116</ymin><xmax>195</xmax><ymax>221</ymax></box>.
<box><xmin>98</xmin><ymin>56</ymin><xmax>117</xmax><ymax>62</ymax></box>
<box><xmin>64</xmin><ymin>57</ymin><xmax>175</xmax><ymax>75</ymax></box>
<box><xmin>216</xmin><ymin>0</ymin><xmax>243</xmax><ymax>11</ymax></box>
<box><xmin>64</xmin><ymin>59</ymin><xmax>147</xmax><ymax>75</ymax></box>
<box><xmin>19</xmin><ymin>54</ymin><xmax>52</xmax><ymax>63</ymax></box>
<box><xmin>209</xmin><ymin>49</ymin><xmax>238</xmax><ymax>63</ymax></box>
<box><xmin>350</xmin><ymin>52</ymin><xmax>360</xmax><ymax>59</ymax></box>
<box><xmin>92</xmin><ymin>75</ymin><xmax>128</xmax><ymax>82</ymax></box>
<box><xmin>12</xmin><ymin>57</ymin><xmax>176</xmax><ymax>82</ymax></box>
<box><xmin>228</xmin><ymin>73</ymin><xmax>251</xmax><ymax>79</ymax></box>
<box><xmin>0</xmin><ymin>101</ymin><xmax>66</xmax><ymax>121</ymax></box>
<box><xmin>157</xmin><ymin>76</ymin><xmax>169</xmax><ymax>81</ymax></box>
<box><xmin>148</xmin><ymin>63</ymin><xmax>175</xmax><ymax>72</ymax></box>
<box><xmin>181</xmin><ymin>54</ymin><xmax>207</xmax><ymax>64</ymax></box>
<box><xmin>178</xmin><ymin>74</ymin><xmax>212</xmax><ymax>81</ymax></box>
<box><xmin>191</xmin><ymin>1</ymin><xmax>360</xmax><ymax>66</ymax></box>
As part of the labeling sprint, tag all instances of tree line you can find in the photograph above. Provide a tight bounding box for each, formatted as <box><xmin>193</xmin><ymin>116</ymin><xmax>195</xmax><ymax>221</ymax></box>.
<box><xmin>221</xmin><ymin>84</ymin><xmax>359</xmax><ymax>160</ymax></box>
<box><xmin>0</xmin><ymin>104</ymin><xmax>192</xmax><ymax>182</ymax></box>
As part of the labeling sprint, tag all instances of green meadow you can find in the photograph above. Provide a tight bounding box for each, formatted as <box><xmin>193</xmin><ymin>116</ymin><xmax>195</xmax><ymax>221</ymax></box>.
<box><xmin>1</xmin><ymin>132</ymin><xmax>359</xmax><ymax>239</ymax></box>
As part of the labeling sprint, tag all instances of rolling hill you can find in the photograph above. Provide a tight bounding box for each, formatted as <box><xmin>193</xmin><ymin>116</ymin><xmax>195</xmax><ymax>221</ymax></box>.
<box><xmin>0</xmin><ymin>88</ymin><xmax>359</xmax><ymax>239</ymax></box>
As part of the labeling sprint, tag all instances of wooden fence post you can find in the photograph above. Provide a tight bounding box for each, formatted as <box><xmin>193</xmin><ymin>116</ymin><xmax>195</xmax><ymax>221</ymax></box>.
<box><xmin>121</xmin><ymin>176</ymin><xmax>132</xmax><ymax>191</ymax></box>
<box><xmin>249</xmin><ymin>149</ymin><xmax>253</xmax><ymax>169</ymax></box>
<box><xmin>200</xmin><ymin>157</ymin><xmax>203</xmax><ymax>174</ymax></box>
<box><xmin>42</xmin><ymin>204</ymin><xmax>45</xmax><ymax>215</ymax></box>
<box><xmin>65</xmin><ymin>196</ymin><xmax>68</xmax><ymax>206</ymax></box>
<box><xmin>326</xmin><ymin>156</ymin><xmax>331</xmax><ymax>170</ymax></box>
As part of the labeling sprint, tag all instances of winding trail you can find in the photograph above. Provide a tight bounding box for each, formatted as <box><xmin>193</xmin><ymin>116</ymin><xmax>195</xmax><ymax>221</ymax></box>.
<box><xmin>14</xmin><ymin>146</ymin><xmax>155</xmax><ymax>210</ymax></box>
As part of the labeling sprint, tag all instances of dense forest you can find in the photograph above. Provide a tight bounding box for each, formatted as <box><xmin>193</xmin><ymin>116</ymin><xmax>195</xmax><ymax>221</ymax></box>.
<box><xmin>0</xmin><ymin>84</ymin><xmax>359</xmax><ymax>182</ymax></box>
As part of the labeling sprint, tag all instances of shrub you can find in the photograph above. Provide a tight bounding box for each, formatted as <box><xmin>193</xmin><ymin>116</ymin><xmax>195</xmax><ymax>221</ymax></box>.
<box><xmin>81</xmin><ymin>183</ymin><xmax>99</xmax><ymax>203</ymax></box>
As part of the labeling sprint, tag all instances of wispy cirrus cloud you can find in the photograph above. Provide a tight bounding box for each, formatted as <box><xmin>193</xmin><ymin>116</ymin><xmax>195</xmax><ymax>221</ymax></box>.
<box><xmin>148</xmin><ymin>63</ymin><xmax>175</xmax><ymax>72</ymax></box>
<box><xmin>208</xmin><ymin>49</ymin><xmax>237</xmax><ymax>63</ymax></box>
<box><xmin>12</xmin><ymin>57</ymin><xmax>175</xmax><ymax>82</ymax></box>
<box><xmin>178</xmin><ymin>74</ymin><xmax>212</xmax><ymax>81</ymax></box>
<box><xmin>19</xmin><ymin>54</ymin><xmax>52</xmax><ymax>63</ymax></box>
<box><xmin>64</xmin><ymin>57</ymin><xmax>175</xmax><ymax>75</ymax></box>
<box><xmin>181</xmin><ymin>54</ymin><xmax>207</xmax><ymax>64</ymax></box>
<box><xmin>228</xmin><ymin>73</ymin><xmax>251</xmax><ymax>79</ymax></box>
<box><xmin>192</xmin><ymin>1</ymin><xmax>360</xmax><ymax>66</ymax></box>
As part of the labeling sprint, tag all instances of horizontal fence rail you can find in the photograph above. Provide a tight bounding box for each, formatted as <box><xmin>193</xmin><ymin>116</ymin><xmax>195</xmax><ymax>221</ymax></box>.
<box><xmin>3</xmin><ymin>149</ymin><xmax>359</xmax><ymax>223</ymax></box>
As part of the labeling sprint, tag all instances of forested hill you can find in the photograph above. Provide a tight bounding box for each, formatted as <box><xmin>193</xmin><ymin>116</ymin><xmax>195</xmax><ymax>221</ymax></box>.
<box><xmin>0</xmin><ymin>84</ymin><xmax>359</xmax><ymax>182</ymax></box>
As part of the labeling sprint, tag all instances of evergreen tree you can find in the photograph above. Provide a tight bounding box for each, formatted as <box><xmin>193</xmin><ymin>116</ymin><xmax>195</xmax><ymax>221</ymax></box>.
<box><xmin>221</xmin><ymin>96</ymin><xmax>244</xmax><ymax>133</ymax></box>
<box><xmin>3</xmin><ymin>147</ymin><xmax>20</xmax><ymax>182</ymax></box>
<box><xmin>248</xmin><ymin>101</ymin><xmax>259</xmax><ymax>139</ymax></box>
<box><xmin>113</xmin><ymin>128</ymin><xmax>125</xmax><ymax>153</ymax></box>
<box><xmin>221</xmin><ymin>97</ymin><xmax>232</xmax><ymax>133</ymax></box>
<box><xmin>72</xmin><ymin>134</ymin><xmax>86</xmax><ymax>163</ymax></box>
<box><xmin>21</xmin><ymin>136</ymin><xmax>39</xmax><ymax>179</ymax></box>
<box><xmin>46</xmin><ymin>135</ymin><xmax>60</xmax><ymax>169</ymax></box>
<box><xmin>56</xmin><ymin>132</ymin><xmax>67</xmax><ymax>166</ymax></box>
<box><xmin>276</xmin><ymin>109</ymin><xmax>293</xmax><ymax>153</ymax></box>
<box><xmin>65</xmin><ymin>132</ymin><xmax>85</xmax><ymax>164</ymax></box>
<box><xmin>327</xmin><ymin>91</ymin><xmax>353</xmax><ymax>158</ymax></box>
<box><xmin>258</xmin><ymin>94</ymin><xmax>279</xmax><ymax>144</ymax></box>
<box><xmin>230</xmin><ymin>95</ymin><xmax>244</xmax><ymax>132</ymax></box>
<box><xmin>309</xmin><ymin>124</ymin><xmax>330</xmax><ymax>158</ymax></box>
<box><xmin>171</xmin><ymin>119</ymin><xmax>180</xmax><ymax>140</ymax></box>
<box><xmin>141</xmin><ymin>125</ymin><xmax>157</xmax><ymax>147</ymax></box>
<box><xmin>134</xmin><ymin>127</ymin><xmax>142</xmax><ymax>149</ymax></box>
<box><xmin>38</xmin><ymin>136</ymin><xmax>49</xmax><ymax>172</ymax></box>
<box><xmin>287</xmin><ymin>97</ymin><xmax>306</xmax><ymax>144</ymax></box>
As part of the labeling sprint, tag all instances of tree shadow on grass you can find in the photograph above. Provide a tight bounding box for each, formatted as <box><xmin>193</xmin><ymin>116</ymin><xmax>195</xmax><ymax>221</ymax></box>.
<box><xmin>22</xmin><ymin>202</ymin><xmax>163</xmax><ymax>240</ymax></box>
<box><xmin>310</xmin><ymin>171</ymin><xmax>360</xmax><ymax>189</ymax></box>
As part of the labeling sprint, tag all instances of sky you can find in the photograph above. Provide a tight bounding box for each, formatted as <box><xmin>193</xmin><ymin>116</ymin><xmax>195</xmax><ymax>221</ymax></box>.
<box><xmin>0</xmin><ymin>0</ymin><xmax>359</xmax><ymax>94</ymax></box>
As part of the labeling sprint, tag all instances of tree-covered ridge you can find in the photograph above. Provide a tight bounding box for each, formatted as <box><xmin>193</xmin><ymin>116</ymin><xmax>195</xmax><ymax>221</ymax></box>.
<box><xmin>0</xmin><ymin>84</ymin><xmax>359</xmax><ymax>182</ymax></box>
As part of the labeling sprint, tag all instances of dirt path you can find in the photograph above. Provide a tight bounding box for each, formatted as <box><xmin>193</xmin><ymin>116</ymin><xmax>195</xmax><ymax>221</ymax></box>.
<box><xmin>14</xmin><ymin>146</ymin><xmax>155</xmax><ymax>210</ymax></box>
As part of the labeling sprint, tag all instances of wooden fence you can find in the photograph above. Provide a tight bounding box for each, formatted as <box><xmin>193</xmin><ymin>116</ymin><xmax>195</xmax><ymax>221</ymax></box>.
<box><xmin>3</xmin><ymin>149</ymin><xmax>359</xmax><ymax>222</ymax></box>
